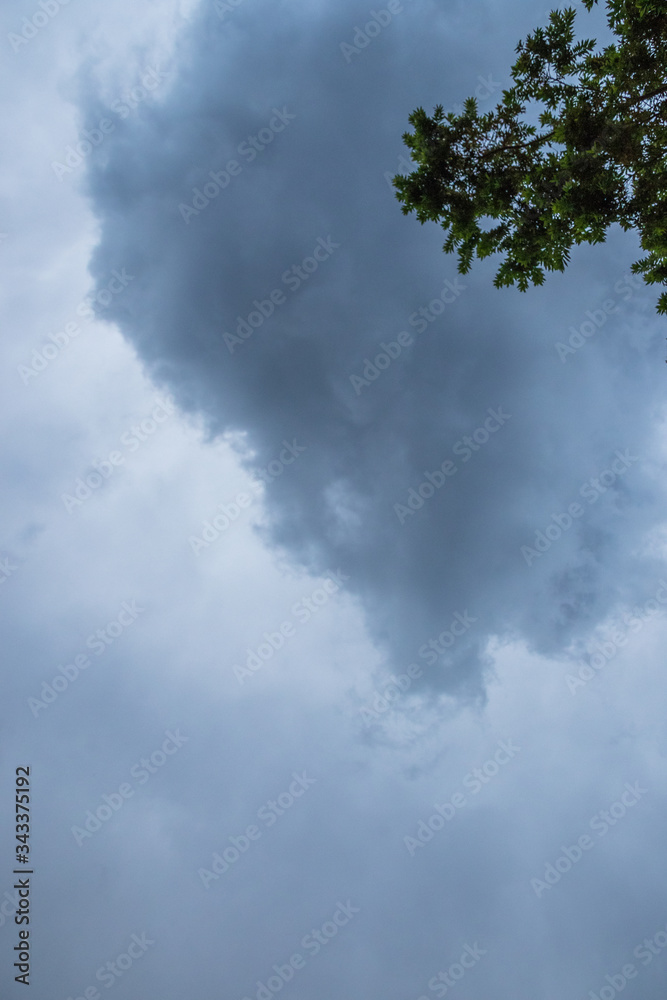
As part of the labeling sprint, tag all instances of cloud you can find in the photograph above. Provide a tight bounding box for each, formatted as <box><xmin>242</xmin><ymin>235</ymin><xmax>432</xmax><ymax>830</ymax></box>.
<box><xmin>77</xmin><ymin>0</ymin><xmax>667</xmax><ymax>703</ymax></box>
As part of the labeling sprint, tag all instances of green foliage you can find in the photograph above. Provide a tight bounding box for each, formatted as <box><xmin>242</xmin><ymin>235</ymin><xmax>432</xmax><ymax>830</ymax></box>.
<box><xmin>393</xmin><ymin>1</ymin><xmax>667</xmax><ymax>318</ymax></box>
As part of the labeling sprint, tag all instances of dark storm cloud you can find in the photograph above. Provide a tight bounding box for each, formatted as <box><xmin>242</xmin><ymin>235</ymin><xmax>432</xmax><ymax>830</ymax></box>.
<box><xmin>78</xmin><ymin>0</ymin><xmax>666</xmax><ymax>698</ymax></box>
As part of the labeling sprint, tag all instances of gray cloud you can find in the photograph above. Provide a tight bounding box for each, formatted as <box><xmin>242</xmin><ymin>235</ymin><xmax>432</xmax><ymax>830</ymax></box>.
<box><xmin>79</xmin><ymin>0</ymin><xmax>666</xmax><ymax>700</ymax></box>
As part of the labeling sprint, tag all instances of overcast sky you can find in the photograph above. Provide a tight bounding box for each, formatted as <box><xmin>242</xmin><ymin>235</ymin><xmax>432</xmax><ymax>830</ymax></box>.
<box><xmin>2</xmin><ymin>1</ymin><xmax>667</xmax><ymax>998</ymax></box>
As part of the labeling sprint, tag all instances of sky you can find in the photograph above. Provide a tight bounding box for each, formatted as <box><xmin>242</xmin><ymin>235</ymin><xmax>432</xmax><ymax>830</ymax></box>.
<box><xmin>2</xmin><ymin>1</ymin><xmax>667</xmax><ymax>999</ymax></box>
